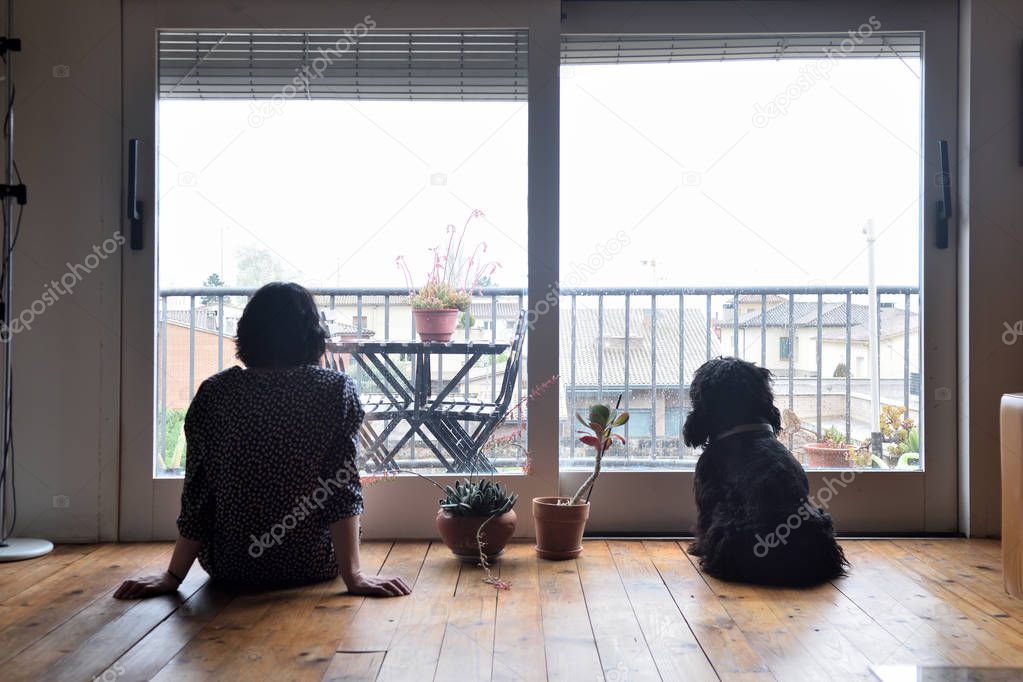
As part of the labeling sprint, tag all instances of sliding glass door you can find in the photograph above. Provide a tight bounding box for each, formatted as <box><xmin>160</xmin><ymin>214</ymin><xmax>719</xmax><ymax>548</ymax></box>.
<box><xmin>121</xmin><ymin>0</ymin><xmax>957</xmax><ymax>539</ymax></box>
<box><xmin>558</xmin><ymin>0</ymin><xmax>957</xmax><ymax>532</ymax></box>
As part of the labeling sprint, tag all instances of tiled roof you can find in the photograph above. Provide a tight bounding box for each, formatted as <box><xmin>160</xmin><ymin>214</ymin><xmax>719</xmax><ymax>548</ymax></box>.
<box><xmin>561</xmin><ymin>306</ymin><xmax>720</xmax><ymax>388</ymax></box>
<box><xmin>330</xmin><ymin>321</ymin><xmax>376</xmax><ymax>338</ymax></box>
<box><xmin>726</xmin><ymin>302</ymin><xmax>917</xmax><ymax>340</ymax></box>
<box><xmin>315</xmin><ymin>295</ymin><xmax>412</xmax><ymax>307</ymax></box>
<box><xmin>736</xmin><ymin>294</ymin><xmax>787</xmax><ymax>304</ymax></box>
<box><xmin>470</xmin><ymin>300</ymin><xmax>523</xmax><ymax>318</ymax></box>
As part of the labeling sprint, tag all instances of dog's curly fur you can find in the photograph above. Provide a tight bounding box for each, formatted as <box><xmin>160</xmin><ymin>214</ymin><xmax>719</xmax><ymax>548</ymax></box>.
<box><xmin>684</xmin><ymin>357</ymin><xmax>848</xmax><ymax>586</ymax></box>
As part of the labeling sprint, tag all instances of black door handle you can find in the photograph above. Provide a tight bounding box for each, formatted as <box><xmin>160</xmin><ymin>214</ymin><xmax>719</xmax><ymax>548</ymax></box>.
<box><xmin>128</xmin><ymin>138</ymin><xmax>144</xmax><ymax>250</ymax></box>
<box><xmin>936</xmin><ymin>139</ymin><xmax>951</xmax><ymax>250</ymax></box>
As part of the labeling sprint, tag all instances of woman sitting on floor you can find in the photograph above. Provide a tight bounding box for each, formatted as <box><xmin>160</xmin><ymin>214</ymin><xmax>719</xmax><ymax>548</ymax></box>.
<box><xmin>115</xmin><ymin>282</ymin><xmax>410</xmax><ymax>599</ymax></box>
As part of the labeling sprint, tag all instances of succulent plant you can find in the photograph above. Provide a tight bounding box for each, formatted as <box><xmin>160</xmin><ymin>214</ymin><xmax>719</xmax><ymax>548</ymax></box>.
<box><xmin>439</xmin><ymin>478</ymin><xmax>517</xmax><ymax>517</ymax></box>
<box><xmin>569</xmin><ymin>396</ymin><xmax>629</xmax><ymax>505</ymax></box>
<box><xmin>821</xmin><ymin>425</ymin><xmax>848</xmax><ymax>447</ymax></box>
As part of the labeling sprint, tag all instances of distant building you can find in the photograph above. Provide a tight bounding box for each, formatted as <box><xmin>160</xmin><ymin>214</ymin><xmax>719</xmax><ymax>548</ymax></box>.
<box><xmin>560</xmin><ymin>305</ymin><xmax>719</xmax><ymax>441</ymax></box>
<box><xmin>718</xmin><ymin>299</ymin><xmax>919</xmax><ymax>380</ymax></box>
<box><xmin>160</xmin><ymin>302</ymin><xmax>375</xmax><ymax>410</ymax></box>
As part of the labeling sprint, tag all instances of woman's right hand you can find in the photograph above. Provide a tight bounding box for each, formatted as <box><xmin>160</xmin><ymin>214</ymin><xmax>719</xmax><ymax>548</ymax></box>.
<box><xmin>113</xmin><ymin>572</ymin><xmax>181</xmax><ymax>599</ymax></box>
<box><xmin>344</xmin><ymin>571</ymin><xmax>411</xmax><ymax>597</ymax></box>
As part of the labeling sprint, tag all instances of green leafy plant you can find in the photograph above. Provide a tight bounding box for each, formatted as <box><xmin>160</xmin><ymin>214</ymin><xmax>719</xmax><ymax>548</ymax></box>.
<box><xmin>849</xmin><ymin>450</ymin><xmax>888</xmax><ymax>468</ymax></box>
<box><xmin>873</xmin><ymin>406</ymin><xmax>918</xmax><ymax>459</ymax></box>
<box><xmin>854</xmin><ymin>407</ymin><xmax>920</xmax><ymax>467</ymax></box>
<box><xmin>439</xmin><ymin>478</ymin><xmax>517</xmax><ymax>517</ymax></box>
<box><xmin>201</xmin><ymin>273</ymin><xmax>224</xmax><ymax>306</ymax></box>
<box><xmin>833</xmin><ymin>362</ymin><xmax>849</xmax><ymax>378</ymax></box>
<box><xmin>569</xmin><ymin>396</ymin><xmax>629</xmax><ymax>505</ymax></box>
<box><xmin>162</xmin><ymin>408</ymin><xmax>188</xmax><ymax>470</ymax></box>
<box><xmin>891</xmin><ymin>426</ymin><xmax>920</xmax><ymax>457</ymax></box>
<box><xmin>880</xmin><ymin>405</ymin><xmax>914</xmax><ymax>441</ymax></box>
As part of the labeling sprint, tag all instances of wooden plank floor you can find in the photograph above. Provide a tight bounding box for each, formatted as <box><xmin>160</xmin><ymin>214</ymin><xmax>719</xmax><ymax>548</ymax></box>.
<box><xmin>2</xmin><ymin>539</ymin><xmax>1021</xmax><ymax>681</ymax></box>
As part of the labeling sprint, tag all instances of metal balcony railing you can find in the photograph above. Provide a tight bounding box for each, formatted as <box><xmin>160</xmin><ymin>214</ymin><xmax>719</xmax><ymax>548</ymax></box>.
<box><xmin>156</xmin><ymin>285</ymin><xmax>920</xmax><ymax>473</ymax></box>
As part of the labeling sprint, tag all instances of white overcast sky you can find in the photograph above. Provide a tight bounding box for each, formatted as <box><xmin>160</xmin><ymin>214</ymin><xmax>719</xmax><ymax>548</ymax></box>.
<box><xmin>157</xmin><ymin>56</ymin><xmax>922</xmax><ymax>292</ymax></box>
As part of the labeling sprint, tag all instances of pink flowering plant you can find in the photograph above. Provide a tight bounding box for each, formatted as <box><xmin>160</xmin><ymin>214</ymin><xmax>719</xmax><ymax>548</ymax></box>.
<box><xmin>396</xmin><ymin>210</ymin><xmax>499</xmax><ymax>311</ymax></box>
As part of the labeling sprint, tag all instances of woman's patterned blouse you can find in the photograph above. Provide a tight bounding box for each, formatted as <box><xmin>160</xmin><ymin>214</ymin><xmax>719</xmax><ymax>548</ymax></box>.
<box><xmin>177</xmin><ymin>365</ymin><xmax>365</xmax><ymax>587</ymax></box>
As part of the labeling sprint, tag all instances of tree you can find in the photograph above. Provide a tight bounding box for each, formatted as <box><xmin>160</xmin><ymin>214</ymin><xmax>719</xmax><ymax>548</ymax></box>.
<box><xmin>201</xmin><ymin>273</ymin><xmax>224</xmax><ymax>306</ymax></box>
<box><xmin>235</xmin><ymin>247</ymin><xmax>285</xmax><ymax>288</ymax></box>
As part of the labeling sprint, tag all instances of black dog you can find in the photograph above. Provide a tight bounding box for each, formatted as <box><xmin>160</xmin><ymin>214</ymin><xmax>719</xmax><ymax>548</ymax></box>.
<box><xmin>683</xmin><ymin>357</ymin><xmax>847</xmax><ymax>586</ymax></box>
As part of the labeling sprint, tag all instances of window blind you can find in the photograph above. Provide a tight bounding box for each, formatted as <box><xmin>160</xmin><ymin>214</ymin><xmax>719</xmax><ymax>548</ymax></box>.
<box><xmin>560</xmin><ymin>33</ymin><xmax>921</xmax><ymax>64</ymax></box>
<box><xmin>159</xmin><ymin>30</ymin><xmax>529</xmax><ymax>101</ymax></box>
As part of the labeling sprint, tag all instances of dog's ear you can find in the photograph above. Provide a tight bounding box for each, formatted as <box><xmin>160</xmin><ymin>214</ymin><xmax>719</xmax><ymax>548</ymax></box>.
<box><xmin>683</xmin><ymin>407</ymin><xmax>709</xmax><ymax>448</ymax></box>
<box><xmin>767</xmin><ymin>403</ymin><xmax>782</xmax><ymax>434</ymax></box>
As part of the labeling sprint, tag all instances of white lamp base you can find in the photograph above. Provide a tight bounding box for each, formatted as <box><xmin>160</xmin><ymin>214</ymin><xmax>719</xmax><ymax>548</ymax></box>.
<box><xmin>0</xmin><ymin>537</ymin><xmax>54</xmax><ymax>562</ymax></box>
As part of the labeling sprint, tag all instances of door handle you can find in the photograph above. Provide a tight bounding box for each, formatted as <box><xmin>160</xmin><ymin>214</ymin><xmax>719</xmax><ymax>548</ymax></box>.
<box><xmin>128</xmin><ymin>138</ymin><xmax>144</xmax><ymax>250</ymax></box>
<box><xmin>936</xmin><ymin>139</ymin><xmax>951</xmax><ymax>250</ymax></box>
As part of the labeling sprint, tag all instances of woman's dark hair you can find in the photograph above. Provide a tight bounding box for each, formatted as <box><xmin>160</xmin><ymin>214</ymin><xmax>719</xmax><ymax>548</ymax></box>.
<box><xmin>235</xmin><ymin>282</ymin><xmax>327</xmax><ymax>368</ymax></box>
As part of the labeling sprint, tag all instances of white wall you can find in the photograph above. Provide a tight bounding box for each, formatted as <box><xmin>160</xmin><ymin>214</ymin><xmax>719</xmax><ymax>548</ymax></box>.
<box><xmin>3</xmin><ymin>0</ymin><xmax>121</xmax><ymax>541</ymax></box>
<box><xmin>959</xmin><ymin>0</ymin><xmax>1023</xmax><ymax>537</ymax></box>
<box><xmin>726</xmin><ymin>326</ymin><xmax>913</xmax><ymax>379</ymax></box>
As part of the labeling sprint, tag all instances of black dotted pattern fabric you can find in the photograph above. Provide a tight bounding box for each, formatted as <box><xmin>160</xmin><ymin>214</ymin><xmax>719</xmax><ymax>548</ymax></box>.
<box><xmin>177</xmin><ymin>365</ymin><xmax>364</xmax><ymax>588</ymax></box>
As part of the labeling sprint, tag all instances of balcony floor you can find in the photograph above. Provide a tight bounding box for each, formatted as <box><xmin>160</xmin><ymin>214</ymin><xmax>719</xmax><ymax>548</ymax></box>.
<box><xmin>1</xmin><ymin>539</ymin><xmax>1020</xmax><ymax>680</ymax></box>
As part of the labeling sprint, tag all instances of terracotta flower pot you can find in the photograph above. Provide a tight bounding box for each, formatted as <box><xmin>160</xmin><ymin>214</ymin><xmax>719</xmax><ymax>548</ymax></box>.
<box><xmin>803</xmin><ymin>443</ymin><xmax>854</xmax><ymax>468</ymax></box>
<box><xmin>413</xmin><ymin>308</ymin><xmax>460</xmax><ymax>342</ymax></box>
<box><xmin>436</xmin><ymin>508</ymin><xmax>517</xmax><ymax>562</ymax></box>
<box><xmin>532</xmin><ymin>496</ymin><xmax>590</xmax><ymax>560</ymax></box>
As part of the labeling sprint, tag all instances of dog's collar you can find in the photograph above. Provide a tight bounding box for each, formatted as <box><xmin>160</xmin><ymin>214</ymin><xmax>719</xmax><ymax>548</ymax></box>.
<box><xmin>711</xmin><ymin>423</ymin><xmax>775</xmax><ymax>443</ymax></box>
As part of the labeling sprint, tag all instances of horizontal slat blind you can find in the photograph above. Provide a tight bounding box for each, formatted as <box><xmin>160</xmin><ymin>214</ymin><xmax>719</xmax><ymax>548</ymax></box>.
<box><xmin>159</xmin><ymin>30</ymin><xmax>528</xmax><ymax>101</ymax></box>
<box><xmin>561</xmin><ymin>33</ymin><xmax>921</xmax><ymax>64</ymax></box>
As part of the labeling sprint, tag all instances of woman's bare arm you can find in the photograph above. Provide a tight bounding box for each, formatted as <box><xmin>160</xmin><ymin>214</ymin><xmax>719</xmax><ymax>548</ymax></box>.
<box><xmin>329</xmin><ymin>515</ymin><xmax>411</xmax><ymax>597</ymax></box>
<box><xmin>114</xmin><ymin>535</ymin><xmax>202</xmax><ymax>599</ymax></box>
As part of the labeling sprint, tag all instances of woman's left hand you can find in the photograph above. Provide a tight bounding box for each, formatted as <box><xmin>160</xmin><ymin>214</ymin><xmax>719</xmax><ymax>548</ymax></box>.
<box><xmin>113</xmin><ymin>572</ymin><xmax>181</xmax><ymax>599</ymax></box>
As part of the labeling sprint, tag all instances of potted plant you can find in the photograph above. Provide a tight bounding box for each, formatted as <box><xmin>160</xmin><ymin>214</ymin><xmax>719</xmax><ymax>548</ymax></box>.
<box><xmin>435</xmin><ymin>478</ymin><xmax>518</xmax><ymax>562</ymax></box>
<box><xmin>533</xmin><ymin>396</ymin><xmax>628</xmax><ymax>560</ymax></box>
<box><xmin>803</xmin><ymin>425</ymin><xmax>856</xmax><ymax>468</ymax></box>
<box><xmin>891</xmin><ymin>426</ymin><xmax>920</xmax><ymax>469</ymax></box>
<box><xmin>397</xmin><ymin>210</ymin><xmax>498</xmax><ymax>343</ymax></box>
<box><xmin>850</xmin><ymin>405</ymin><xmax>919</xmax><ymax>469</ymax></box>
<box><xmin>875</xmin><ymin>406</ymin><xmax>918</xmax><ymax>468</ymax></box>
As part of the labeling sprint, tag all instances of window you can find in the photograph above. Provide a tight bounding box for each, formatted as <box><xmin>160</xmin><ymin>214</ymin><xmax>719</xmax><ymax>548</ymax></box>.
<box><xmin>559</xmin><ymin>30</ymin><xmax>923</xmax><ymax>471</ymax></box>
<box><xmin>155</xmin><ymin>29</ymin><xmax>529</xmax><ymax>476</ymax></box>
<box><xmin>665</xmin><ymin>408</ymin><xmax>686</xmax><ymax>439</ymax></box>
<box><xmin>780</xmin><ymin>336</ymin><xmax>793</xmax><ymax>361</ymax></box>
<box><xmin>627</xmin><ymin>410</ymin><xmax>653</xmax><ymax>438</ymax></box>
